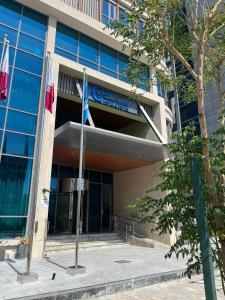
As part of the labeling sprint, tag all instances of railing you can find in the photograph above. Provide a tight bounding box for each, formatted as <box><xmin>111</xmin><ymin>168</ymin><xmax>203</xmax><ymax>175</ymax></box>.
<box><xmin>114</xmin><ymin>215</ymin><xmax>155</xmax><ymax>244</ymax></box>
<box><xmin>60</xmin><ymin>0</ymin><xmax>100</xmax><ymax>21</ymax></box>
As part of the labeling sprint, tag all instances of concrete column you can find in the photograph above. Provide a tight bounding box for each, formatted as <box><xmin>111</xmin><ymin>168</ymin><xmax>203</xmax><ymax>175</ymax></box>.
<box><xmin>31</xmin><ymin>16</ymin><xmax>59</xmax><ymax>259</ymax></box>
<box><xmin>153</xmin><ymin>101</ymin><xmax>168</xmax><ymax>142</ymax></box>
<box><xmin>151</xmin><ymin>67</ymin><xmax>158</xmax><ymax>95</ymax></box>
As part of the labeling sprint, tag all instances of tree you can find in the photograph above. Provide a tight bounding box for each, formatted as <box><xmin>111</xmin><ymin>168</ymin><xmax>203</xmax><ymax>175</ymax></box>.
<box><xmin>110</xmin><ymin>0</ymin><xmax>225</xmax><ymax>292</ymax></box>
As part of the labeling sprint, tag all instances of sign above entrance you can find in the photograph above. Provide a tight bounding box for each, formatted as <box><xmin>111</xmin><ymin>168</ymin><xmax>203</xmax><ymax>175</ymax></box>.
<box><xmin>90</xmin><ymin>85</ymin><xmax>138</xmax><ymax>115</ymax></box>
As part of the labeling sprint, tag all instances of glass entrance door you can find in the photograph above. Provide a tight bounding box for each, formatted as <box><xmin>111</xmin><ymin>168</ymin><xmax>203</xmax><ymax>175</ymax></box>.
<box><xmin>55</xmin><ymin>193</ymin><xmax>72</xmax><ymax>234</ymax></box>
<box><xmin>102</xmin><ymin>184</ymin><xmax>113</xmax><ymax>232</ymax></box>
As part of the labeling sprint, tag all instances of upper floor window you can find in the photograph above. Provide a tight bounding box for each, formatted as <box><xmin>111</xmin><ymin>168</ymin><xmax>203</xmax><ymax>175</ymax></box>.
<box><xmin>102</xmin><ymin>0</ymin><xmax>116</xmax><ymax>27</ymax></box>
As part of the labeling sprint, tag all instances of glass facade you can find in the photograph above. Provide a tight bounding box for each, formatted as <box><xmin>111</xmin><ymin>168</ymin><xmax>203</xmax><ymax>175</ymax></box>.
<box><xmin>0</xmin><ymin>0</ymin><xmax>47</xmax><ymax>238</ymax></box>
<box><xmin>48</xmin><ymin>164</ymin><xmax>113</xmax><ymax>235</ymax></box>
<box><xmin>55</xmin><ymin>22</ymin><xmax>150</xmax><ymax>90</ymax></box>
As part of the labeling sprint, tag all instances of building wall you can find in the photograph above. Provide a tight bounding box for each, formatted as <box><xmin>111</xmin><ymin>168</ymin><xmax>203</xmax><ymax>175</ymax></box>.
<box><xmin>0</xmin><ymin>0</ymin><xmax>48</xmax><ymax>238</ymax></box>
<box><xmin>113</xmin><ymin>162</ymin><xmax>176</xmax><ymax>246</ymax></box>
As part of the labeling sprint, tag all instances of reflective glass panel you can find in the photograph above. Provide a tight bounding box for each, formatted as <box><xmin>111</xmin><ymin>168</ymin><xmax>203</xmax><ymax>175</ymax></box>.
<box><xmin>118</xmin><ymin>53</ymin><xmax>129</xmax><ymax>76</ymax></box>
<box><xmin>56</xmin><ymin>23</ymin><xmax>78</xmax><ymax>54</ymax></box>
<box><xmin>0</xmin><ymin>0</ymin><xmax>21</xmax><ymax>29</ymax></box>
<box><xmin>59</xmin><ymin>165</ymin><xmax>74</xmax><ymax>179</ymax></box>
<box><xmin>21</xmin><ymin>7</ymin><xmax>47</xmax><ymax>40</ymax></box>
<box><xmin>79</xmin><ymin>57</ymin><xmax>98</xmax><ymax>71</ymax></box>
<box><xmin>79</xmin><ymin>34</ymin><xmax>99</xmax><ymax>64</ymax></box>
<box><xmin>89</xmin><ymin>170</ymin><xmax>101</xmax><ymax>183</ymax></box>
<box><xmin>50</xmin><ymin>164</ymin><xmax>59</xmax><ymax>192</ymax></box>
<box><xmin>6</xmin><ymin>110</ymin><xmax>37</xmax><ymax>135</ymax></box>
<box><xmin>15</xmin><ymin>50</ymin><xmax>43</xmax><ymax>75</ymax></box>
<box><xmin>0</xmin><ymin>107</ymin><xmax>6</xmax><ymax>128</ymax></box>
<box><xmin>0</xmin><ymin>155</ymin><xmax>33</xmax><ymax>216</ymax></box>
<box><xmin>3</xmin><ymin>132</ymin><xmax>35</xmax><ymax>157</ymax></box>
<box><xmin>0</xmin><ymin>24</ymin><xmax>18</xmax><ymax>46</ymax></box>
<box><xmin>100</xmin><ymin>44</ymin><xmax>117</xmax><ymax>72</ymax></box>
<box><xmin>0</xmin><ymin>217</ymin><xmax>27</xmax><ymax>238</ymax></box>
<box><xmin>10</xmin><ymin>69</ymin><xmax>41</xmax><ymax>114</ymax></box>
<box><xmin>55</xmin><ymin>47</ymin><xmax>77</xmax><ymax>62</ymax></box>
<box><xmin>18</xmin><ymin>33</ymin><xmax>45</xmax><ymax>57</ymax></box>
<box><xmin>100</xmin><ymin>67</ymin><xmax>117</xmax><ymax>78</ymax></box>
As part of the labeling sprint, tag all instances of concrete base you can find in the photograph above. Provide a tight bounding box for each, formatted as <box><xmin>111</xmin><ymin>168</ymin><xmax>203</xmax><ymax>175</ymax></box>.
<box><xmin>66</xmin><ymin>265</ymin><xmax>86</xmax><ymax>276</ymax></box>
<box><xmin>17</xmin><ymin>272</ymin><xmax>38</xmax><ymax>284</ymax></box>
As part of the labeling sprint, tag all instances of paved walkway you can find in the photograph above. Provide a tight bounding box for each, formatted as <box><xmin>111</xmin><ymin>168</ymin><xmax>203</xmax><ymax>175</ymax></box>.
<box><xmin>94</xmin><ymin>272</ymin><xmax>224</xmax><ymax>300</ymax></box>
<box><xmin>0</xmin><ymin>245</ymin><xmax>187</xmax><ymax>299</ymax></box>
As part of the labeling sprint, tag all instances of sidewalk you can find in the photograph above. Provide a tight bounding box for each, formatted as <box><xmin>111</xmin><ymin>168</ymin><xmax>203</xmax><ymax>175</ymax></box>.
<box><xmin>0</xmin><ymin>245</ymin><xmax>188</xmax><ymax>299</ymax></box>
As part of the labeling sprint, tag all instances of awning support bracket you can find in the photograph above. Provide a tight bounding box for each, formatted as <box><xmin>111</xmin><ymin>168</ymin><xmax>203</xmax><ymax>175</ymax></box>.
<box><xmin>137</xmin><ymin>102</ymin><xmax>165</xmax><ymax>144</ymax></box>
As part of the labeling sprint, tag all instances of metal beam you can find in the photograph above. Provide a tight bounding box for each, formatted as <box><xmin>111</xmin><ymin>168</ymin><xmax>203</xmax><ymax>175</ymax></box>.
<box><xmin>137</xmin><ymin>102</ymin><xmax>165</xmax><ymax>144</ymax></box>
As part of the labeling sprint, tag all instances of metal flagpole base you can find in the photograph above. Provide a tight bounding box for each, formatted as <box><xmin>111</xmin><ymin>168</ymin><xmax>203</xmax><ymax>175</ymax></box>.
<box><xmin>17</xmin><ymin>272</ymin><xmax>38</xmax><ymax>284</ymax></box>
<box><xmin>66</xmin><ymin>265</ymin><xmax>86</xmax><ymax>276</ymax></box>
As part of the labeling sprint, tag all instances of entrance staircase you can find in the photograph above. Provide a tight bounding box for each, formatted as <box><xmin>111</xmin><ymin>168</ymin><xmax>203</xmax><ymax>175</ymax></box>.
<box><xmin>45</xmin><ymin>233</ymin><xmax>125</xmax><ymax>252</ymax></box>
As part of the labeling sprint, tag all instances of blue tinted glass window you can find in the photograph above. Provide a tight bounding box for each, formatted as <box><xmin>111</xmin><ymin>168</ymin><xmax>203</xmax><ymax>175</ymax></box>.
<box><xmin>103</xmin><ymin>0</ymin><xmax>108</xmax><ymax>15</ymax></box>
<box><xmin>0</xmin><ymin>217</ymin><xmax>27</xmax><ymax>238</ymax></box>
<box><xmin>7</xmin><ymin>110</ymin><xmax>37</xmax><ymax>135</ymax></box>
<box><xmin>0</xmin><ymin>107</ymin><xmax>6</xmax><ymax>128</ymax></box>
<box><xmin>21</xmin><ymin>7</ymin><xmax>47</xmax><ymax>40</ymax></box>
<box><xmin>79</xmin><ymin>34</ymin><xmax>98</xmax><ymax>64</ymax></box>
<box><xmin>51</xmin><ymin>164</ymin><xmax>59</xmax><ymax>192</ymax></box>
<box><xmin>79</xmin><ymin>57</ymin><xmax>99</xmax><ymax>70</ymax></box>
<box><xmin>0</xmin><ymin>0</ymin><xmax>21</xmax><ymax>29</ymax></box>
<box><xmin>15</xmin><ymin>50</ymin><xmax>43</xmax><ymax>75</ymax></box>
<box><xmin>18</xmin><ymin>33</ymin><xmax>45</xmax><ymax>57</ymax></box>
<box><xmin>0</xmin><ymin>155</ymin><xmax>32</xmax><ymax>216</ymax></box>
<box><xmin>118</xmin><ymin>53</ymin><xmax>129</xmax><ymax>75</ymax></box>
<box><xmin>0</xmin><ymin>24</ymin><xmax>18</xmax><ymax>46</ymax></box>
<box><xmin>55</xmin><ymin>47</ymin><xmax>77</xmax><ymax>62</ymax></box>
<box><xmin>0</xmin><ymin>130</ymin><xmax>2</xmax><ymax>145</ymax></box>
<box><xmin>100</xmin><ymin>67</ymin><xmax>117</xmax><ymax>78</ymax></box>
<box><xmin>119</xmin><ymin>7</ymin><xmax>129</xmax><ymax>25</ymax></box>
<box><xmin>10</xmin><ymin>69</ymin><xmax>41</xmax><ymax>114</ymax></box>
<box><xmin>100</xmin><ymin>44</ymin><xmax>117</xmax><ymax>72</ymax></box>
<box><xmin>56</xmin><ymin>23</ymin><xmax>78</xmax><ymax>54</ymax></box>
<box><xmin>0</xmin><ymin>44</ymin><xmax>15</xmax><ymax>66</ymax></box>
<box><xmin>3</xmin><ymin>132</ymin><xmax>35</xmax><ymax>157</ymax></box>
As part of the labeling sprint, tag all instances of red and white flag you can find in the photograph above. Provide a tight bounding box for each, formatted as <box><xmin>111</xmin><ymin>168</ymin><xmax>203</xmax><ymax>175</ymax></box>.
<box><xmin>45</xmin><ymin>57</ymin><xmax>54</xmax><ymax>113</ymax></box>
<box><xmin>0</xmin><ymin>43</ymin><xmax>9</xmax><ymax>100</ymax></box>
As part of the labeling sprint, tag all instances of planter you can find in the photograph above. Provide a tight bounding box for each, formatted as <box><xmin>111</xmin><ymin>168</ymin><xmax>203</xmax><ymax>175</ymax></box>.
<box><xmin>0</xmin><ymin>247</ymin><xmax>5</xmax><ymax>261</ymax></box>
<box><xmin>16</xmin><ymin>244</ymin><xmax>26</xmax><ymax>259</ymax></box>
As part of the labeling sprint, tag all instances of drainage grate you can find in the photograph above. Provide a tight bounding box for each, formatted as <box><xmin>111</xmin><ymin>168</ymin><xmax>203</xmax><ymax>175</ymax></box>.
<box><xmin>114</xmin><ymin>260</ymin><xmax>131</xmax><ymax>264</ymax></box>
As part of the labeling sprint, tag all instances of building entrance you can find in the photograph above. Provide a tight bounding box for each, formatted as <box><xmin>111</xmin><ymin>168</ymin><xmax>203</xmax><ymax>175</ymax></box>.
<box><xmin>48</xmin><ymin>164</ymin><xmax>113</xmax><ymax>235</ymax></box>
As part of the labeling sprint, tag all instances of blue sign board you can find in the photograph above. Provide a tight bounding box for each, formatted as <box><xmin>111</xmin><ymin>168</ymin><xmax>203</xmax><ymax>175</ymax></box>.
<box><xmin>90</xmin><ymin>85</ymin><xmax>138</xmax><ymax>115</ymax></box>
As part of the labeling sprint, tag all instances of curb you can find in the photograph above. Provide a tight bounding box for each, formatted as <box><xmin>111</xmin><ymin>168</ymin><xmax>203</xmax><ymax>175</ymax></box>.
<box><xmin>11</xmin><ymin>268</ymin><xmax>186</xmax><ymax>300</ymax></box>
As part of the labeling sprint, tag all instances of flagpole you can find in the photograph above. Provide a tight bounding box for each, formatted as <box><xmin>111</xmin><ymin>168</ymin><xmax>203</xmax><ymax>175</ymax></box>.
<box><xmin>24</xmin><ymin>52</ymin><xmax>50</xmax><ymax>279</ymax></box>
<box><xmin>75</xmin><ymin>68</ymin><xmax>86</xmax><ymax>269</ymax></box>
<box><xmin>0</xmin><ymin>37</ymin><xmax>10</xmax><ymax>165</ymax></box>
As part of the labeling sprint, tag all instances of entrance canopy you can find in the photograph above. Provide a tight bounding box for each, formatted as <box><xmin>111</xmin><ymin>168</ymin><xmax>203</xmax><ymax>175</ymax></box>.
<box><xmin>54</xmin><ymin>122</ymin><xmax>168</xmax><ymax>172</ymax></box>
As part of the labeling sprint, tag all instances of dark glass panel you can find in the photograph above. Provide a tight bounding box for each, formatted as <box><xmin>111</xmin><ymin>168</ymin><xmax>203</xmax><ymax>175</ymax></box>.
<box><xmin>0</xmin><ymin>217</ymin><xmax>26</xmax><ymax>238</ymax></box>
<box><xmin>55</xmin><ymin>23</ymin><xmax>78</xmax><ymax>54</ymax></box>
<box><xmin>79</xmin><ymin>34</ymin><xmax>99</xmax><ymax>64</ymax></box>
<box><xmin>0</xmin><ymin>155</ymin><xmax>33</xmax><ymax>216</ymax></box>
<box><xmin>89</xmin><ymin>170</ymin><xmax>101</xmax><ymax>183</ymax></box>
<box><xmin>88</xmin><ymin>183</ymin><xmax>101</xmax><ymax>232</ymax></box>
<box><xmin>0</xmin><ymin>0</ymin><xmax>21</xmax><ymax>29</ymax></box>
<box><xmin>0</xmin><ymin>24</ymin><xmax>18</xmax><ymax>46</ymax></box>
<box><xmin>50</xmin><ymin>164</ymin><xmax>59</xmax><ymax>192</ymax></box>
<box><xmin>21</xmin><ymin>7</ymin><xmax>47</xmax><ymax>40</ymax></box>
<box><xmin>0</xmin><ymin>107</ymin><xmax>6</xmax><ymax>128</ymax></box>
<box><xmin>6</xmin><ymin>110</ymin><xmax>37</xmax><ymax>135</ymax></box>
<box><xmin>18</xmin><ymin>33</ymin><xmax>45</xmax><ymax>57</ymax></box>
<box><xmin>102</xmin><ymin>172</ymin><xmax>113</xmax><ymax>184</ymax></box>
<box><xmin>55</xmin><ymin>193</ymin><xmax>70</xmax><ymax>234</ymax></box>
<box><xmin>100</xmin><ymin>44</ymin><xmax>117</xmax><ymax>72</ymax></box>
<box><xmin>59</xmin><ymin>165</ymin><xmax>74</xmax><ymax>179</ymax></box>
<box><xmin>48</xmin><ymin>193</ymin><xmax>57</xmax><ymax>234</ymax></box>
<box><xmin>3</xmin><ymin>132</ymin><xmax>35</xmax><ymax>157</ymax></box>
<box><xmin>10</xmin><ymin>69</ymin><xmax>41</xmax><ymax>114</ymax></box>
<box><xmin>55</xmin><ymin>47</ymin><xmax>77</xmax><ymax>62</ymax></box>
<box><xmin>0</xmin><ymin>130</ymin><xmax>2</xmax><ymax>145</ymax></box>
<box><xmin>15</xmin><ymin>50</ymin><xmax>43</xmax><ymax>75</ymax></box>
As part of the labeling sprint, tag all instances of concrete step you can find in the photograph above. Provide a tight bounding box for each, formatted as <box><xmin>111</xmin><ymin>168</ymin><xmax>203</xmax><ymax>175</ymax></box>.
<box><xmin>45</xmin><ymin>233</ymin><xmax>125</xmax><ymax>252</ymax></box>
